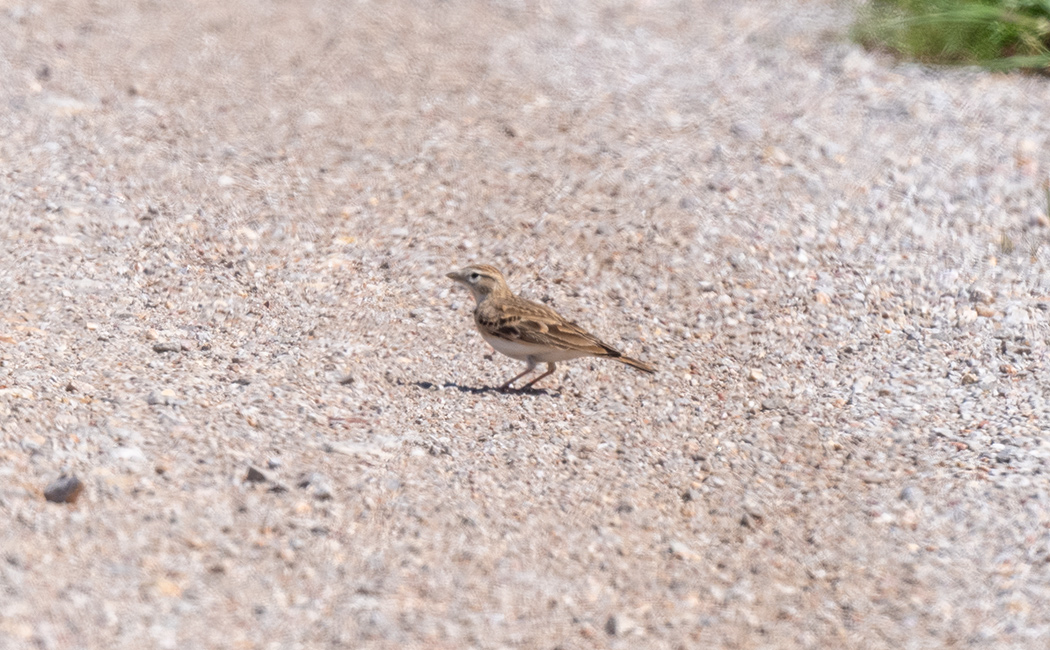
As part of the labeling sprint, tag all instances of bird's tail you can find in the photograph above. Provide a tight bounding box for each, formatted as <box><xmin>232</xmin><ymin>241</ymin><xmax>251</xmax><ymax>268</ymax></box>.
<box><xmin>616</xmin><ymin>354</ymin><xmax>656</xmax><ymax>374</ymax></box>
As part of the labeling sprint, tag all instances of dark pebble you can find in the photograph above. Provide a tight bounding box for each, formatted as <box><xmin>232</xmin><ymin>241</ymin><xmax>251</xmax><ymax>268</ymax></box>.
<box><xmin>245</xmin><ymin>466</ymin><xmax>270</xmax><ymax>483</ymax></box>
<box><xmin>44</xmin><ymin>475</ymin><xmax>84</xmax><ymax>504</ymax></box>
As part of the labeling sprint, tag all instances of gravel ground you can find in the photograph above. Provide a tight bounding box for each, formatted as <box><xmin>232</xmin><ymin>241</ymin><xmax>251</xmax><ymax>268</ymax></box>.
<box><xmin>3</xmin><ymin>0</ymin><xmax>1050</xmax><ymax>648</ymax></box>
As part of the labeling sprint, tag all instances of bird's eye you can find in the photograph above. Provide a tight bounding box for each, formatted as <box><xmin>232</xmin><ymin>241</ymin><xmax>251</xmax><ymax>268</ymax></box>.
<box><xmin>470</xmin><ymin>272</ymin><xmax>480</xmax><ymax>280</ymax></box>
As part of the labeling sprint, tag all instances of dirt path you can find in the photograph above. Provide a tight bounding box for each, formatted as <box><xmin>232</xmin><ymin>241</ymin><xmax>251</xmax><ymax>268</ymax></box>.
<box><xmin>2</xmin><ymin>1</ymin><xmax>1049</xmax><ymax>647</ymax></box>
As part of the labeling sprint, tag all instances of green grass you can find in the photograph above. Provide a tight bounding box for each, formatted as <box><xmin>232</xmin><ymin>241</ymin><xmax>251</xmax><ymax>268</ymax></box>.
<box><xmin>853</xmin><ymin>0</ymin><xmax>1050</xmax><ymax>71</ymax></box>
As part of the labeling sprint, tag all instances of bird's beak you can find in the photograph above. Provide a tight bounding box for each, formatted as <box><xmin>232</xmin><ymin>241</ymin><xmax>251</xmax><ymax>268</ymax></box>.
<box><xmin>446</xmin><ymin>270</ymin><xmax>462</xmax><ymax>282</ymax></box>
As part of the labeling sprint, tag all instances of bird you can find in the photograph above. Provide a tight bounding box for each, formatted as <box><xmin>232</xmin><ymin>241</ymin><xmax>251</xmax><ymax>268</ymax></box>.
<box><xmin>446</xmin><ymin>264</ymin><xmax>655</xmax><ymax>391</ymax></box>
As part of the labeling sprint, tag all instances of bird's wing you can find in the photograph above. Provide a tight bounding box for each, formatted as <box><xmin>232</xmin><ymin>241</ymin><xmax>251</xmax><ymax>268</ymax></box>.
<box><xmin>494</xmin><ymin>297</ymin><xmax>619</xmax><ymax>356</ymax></box>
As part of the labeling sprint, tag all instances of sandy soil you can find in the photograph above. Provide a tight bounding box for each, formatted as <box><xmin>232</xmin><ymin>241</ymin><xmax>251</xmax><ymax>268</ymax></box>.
<box><xmin>2</xmin><ymin>0</ymin><xmax>1050</xmax><ymax>648</ymax></box>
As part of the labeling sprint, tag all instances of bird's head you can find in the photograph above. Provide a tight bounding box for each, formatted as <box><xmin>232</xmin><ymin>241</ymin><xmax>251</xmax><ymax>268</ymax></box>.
<box><xmin>446</xmin><ymin>264</ymin><xmax>510</xmax><ymax>303</ymax></box>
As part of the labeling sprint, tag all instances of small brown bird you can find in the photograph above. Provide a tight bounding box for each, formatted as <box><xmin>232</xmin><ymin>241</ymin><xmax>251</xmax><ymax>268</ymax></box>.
<box><xmin>446</xmin><ymin>264</ymin><xmax>655</xmax><ymax>390</ymax></box>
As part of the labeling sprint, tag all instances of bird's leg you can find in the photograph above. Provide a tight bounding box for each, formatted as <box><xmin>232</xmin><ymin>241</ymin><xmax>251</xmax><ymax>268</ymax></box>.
<box><xmin>521</xmin><ymin>362</ymin><xmax>557</xmax><ymax>390</ymax></box>
<box><xmin>499</xmin><ymin>358</ymin><xmax>537</xmax><ymax>391</ymax></box>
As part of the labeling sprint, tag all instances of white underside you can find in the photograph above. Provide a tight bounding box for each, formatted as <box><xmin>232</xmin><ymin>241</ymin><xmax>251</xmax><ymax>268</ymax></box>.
<box><xmin>480</xmin><ymin>330</ymin><xmax>589</xmax><ymax>364</ymax></box>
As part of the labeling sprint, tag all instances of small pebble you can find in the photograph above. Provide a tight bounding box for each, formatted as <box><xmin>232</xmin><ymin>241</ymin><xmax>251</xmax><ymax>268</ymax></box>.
<box><xmin>111</xmin><ymin>446</ymin><xmax>146</xmax><ymax>463</ymax></box>
<box><xmin>146</xmin><ymin>389</ymin><xmax>180</xmax><ymax>406</ymax></box>
<box><xmin>760</xmin><ymin>397</ymin><xmax>785</xmax><ymax>411</ymax></box>
<box><xmin>605</xmin><ymin>614</ymin><xmax>637</xmax><ymax>637</ymax></box>
<box><xmin>44</xmin><ymin>475</ymin><xmax>84</xmax><ymax>504</ymax></box>
<box><xmin>730</xmin><ymin>121</ymin><xmax>763</xmax><ymax>141</ymax></box>
<box><xmin>298</xmin><ymin>473</ymin><xmax>333</xmax><ymax>500</ymax></box>
<box><xmin>669</xmin><ymin>540</ymin><xmax>697</xmax><ymax>561</ymax></box>
<box><xmin>245</xmin><ymin>466</ymin><xmax>271</xmax><ymax>483</ymax></box>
